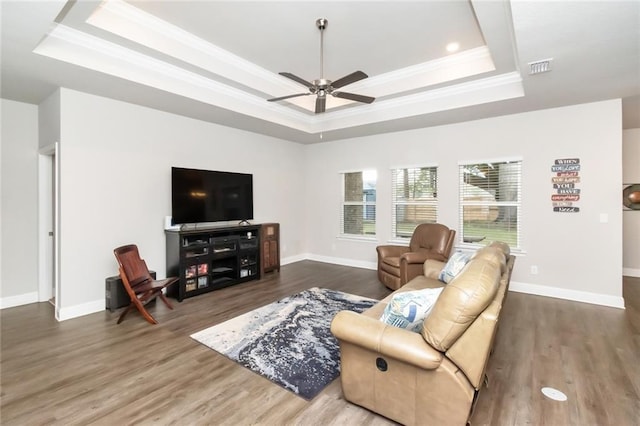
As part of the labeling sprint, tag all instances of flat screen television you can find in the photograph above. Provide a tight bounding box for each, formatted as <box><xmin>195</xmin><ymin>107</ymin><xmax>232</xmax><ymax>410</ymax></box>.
<box><xmin>171</xmin><ymin>167</ymin><xmax>254</xmax><ymax>225</ymax></box>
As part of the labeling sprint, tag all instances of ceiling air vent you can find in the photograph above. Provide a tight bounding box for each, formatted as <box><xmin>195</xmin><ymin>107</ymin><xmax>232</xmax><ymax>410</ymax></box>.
<box><xmin>529</xmin><ymin>58</ymin><xmax>553</xmax><ymax>75</ymax></box>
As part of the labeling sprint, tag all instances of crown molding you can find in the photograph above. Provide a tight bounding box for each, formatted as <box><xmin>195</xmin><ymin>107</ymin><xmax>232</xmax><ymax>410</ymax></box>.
<box><xmin>87</xmin><ymin>0</ymin><xmax>300</xmax><ymax>96</ymax></box>
<box><xmin>312</xmin><ymin>72</ymin><xmax>524</xmax><ymax>133</ymax></box>
<box><xmin>34</xmin><ymin>9</ymin><xmax>524</xmax><ymax>136</ymax></box>
<box><xmin>34</xmin><ymin>24</ymin><xmax>315</xmax><ymax>132</ymax></box>
<box><xmin>86</xmin><ymin>0</ymin><xmax>499</xmax><ymax>113</ymax></box>
<box><xmin>348</xmin><ymin>46</ymin><xmax>496</xmax><ymax>98</ymax></box>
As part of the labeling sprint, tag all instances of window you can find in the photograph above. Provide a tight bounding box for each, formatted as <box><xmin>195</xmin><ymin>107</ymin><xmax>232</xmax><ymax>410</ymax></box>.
<box><xmin>391</xmin><ymin>166</ymin><xmax>438</xmax><ymax>238</ymax></box>
<box><xmin>459</xmin><ymin>160</ymin><xmax>522</xmax><ymax>248</ymax></box>
<box><xmin>341</xmin><ymin>170</ymin><xmax>376</xmax><ymax>236</ymax></box>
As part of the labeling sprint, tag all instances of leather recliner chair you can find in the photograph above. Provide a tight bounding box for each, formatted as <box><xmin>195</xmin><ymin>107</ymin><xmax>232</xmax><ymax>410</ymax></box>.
<box><xmin>376</xmin><ymin>223</ymin><xmax>456</xmax><ymax>290</ymax></box>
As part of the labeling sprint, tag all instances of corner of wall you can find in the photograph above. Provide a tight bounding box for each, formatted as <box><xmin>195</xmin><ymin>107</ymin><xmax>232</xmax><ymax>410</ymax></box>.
<box><xmin>509</xmin><ymin>280</ymin><xmax>625</xmax><ymax>309</ymax></box>
<box><xmin>623</xmin><ymin>127</ymin><xmax>640</xmax><ymax>273</ymax></box>
<box><xmin>38</xmin><ymin>89</ymin><xmax>61</xmax><ymax>149</ymax></box>
<box><xmin>56</xmin><ymin>299</ymin><xmax>105</xmax><ymax>321</ymax></box>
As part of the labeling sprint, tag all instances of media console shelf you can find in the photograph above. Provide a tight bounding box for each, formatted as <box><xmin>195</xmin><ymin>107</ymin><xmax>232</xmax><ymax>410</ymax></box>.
<box><xmin>165</xmin><ymin>224</ymin><xmax>267</xmax><ymax>301</ymax></box>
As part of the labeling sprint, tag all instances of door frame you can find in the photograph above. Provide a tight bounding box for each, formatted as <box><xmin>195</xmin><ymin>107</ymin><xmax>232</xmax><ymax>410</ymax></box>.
<box><xmin>38</xmin><ymin>142</ymin><xmax>60</xmax><ymax>319</ymax></box>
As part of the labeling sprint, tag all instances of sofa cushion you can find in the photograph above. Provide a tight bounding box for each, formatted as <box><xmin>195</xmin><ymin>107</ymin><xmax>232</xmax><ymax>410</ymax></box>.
<box><xmin>421</xmin><ymin>258</ymin><xmax>501</xmax><ymax>352</ymax></box>
<box><xmin>438</xmin><ymin>251</ymin><xmax>472</xmax><ymax>283</ymax></box>
<box><xmin>471</xmin><ymin>246</ymin><xmax>507</xmax><ymax>273</ymax></box>
<box><xmin>488</xmin><ymin>240</ymin><xmax>510</xmax><ymax>257</ymax></box>
<box><xmin>380</xmin><ymin>257</ymin><xmax>402</xmax><ymax>277</ymax></box>
<box><xmin>382</xmin><ymin>256</ymin><xmax>401</xmax><ymax>267</ymax></box>
<box><xmin>403</xmin><ymin>275</ymin><xmax>444</xmax><ymax>291</ymax></box>
<box><xmin>380</xmin><ymin>288</ymin><xmax>444</xmax><ymax>332</ymax></box>
<box><xmin>423</xmin><ymin>259</ymin><xmax>446</xmax><ymax>279</ymax></box>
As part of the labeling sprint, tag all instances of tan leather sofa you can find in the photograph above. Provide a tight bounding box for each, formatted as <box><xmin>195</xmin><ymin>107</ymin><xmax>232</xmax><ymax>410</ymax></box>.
<box><xmin>332</xmin><ymin>242</ymin><xmax>515</xmax><ymax>426</ymax></box>
<box><xmin>376</xmin><ymin>223</ymin><xmax>456</xmax><ymax>290</ymax></box>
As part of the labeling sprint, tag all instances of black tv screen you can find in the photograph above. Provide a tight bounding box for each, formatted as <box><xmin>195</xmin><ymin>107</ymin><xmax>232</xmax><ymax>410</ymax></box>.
<box><xmin>171</xmin><ymin>167</ymin><xmax>254</xmax><ymax>224</ymax></box>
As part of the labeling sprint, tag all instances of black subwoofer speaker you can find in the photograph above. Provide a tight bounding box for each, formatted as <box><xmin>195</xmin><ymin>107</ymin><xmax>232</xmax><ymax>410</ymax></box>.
<box><xmin>105</xmin><ymin>271</ymin><xmax>155</xmax><ymax>312</ymax></box>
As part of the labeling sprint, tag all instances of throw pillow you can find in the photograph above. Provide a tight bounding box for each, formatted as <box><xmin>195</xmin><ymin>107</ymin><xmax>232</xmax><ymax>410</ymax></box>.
<box><xmin>438</xmin><ymin>251</ymin><xmax>472</xmax><ymax>283</ymax></box>
<box><xmin>380</xmin><ymin>288</ymin><xmax>444</xmax><ymax>332</ymax></box>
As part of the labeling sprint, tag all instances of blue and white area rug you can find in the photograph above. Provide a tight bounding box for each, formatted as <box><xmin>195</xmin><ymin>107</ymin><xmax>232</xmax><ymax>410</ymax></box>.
<box><xmin>190</xmin><ymin>287</ymin><xmax>377</xmax><ymax>400</ymax></box>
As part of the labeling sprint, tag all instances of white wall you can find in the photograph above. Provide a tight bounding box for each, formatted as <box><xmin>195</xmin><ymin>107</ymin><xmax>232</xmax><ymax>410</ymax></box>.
<box><xmin>39</xmin><ymin>89</ymin><xmax>60</xmax><ymax>149</ymax></box>
<box><xmin>0</xmin><ymin>99</ymin><xmax>39</xmax><ymax>307</ymax></box>
<box><xmin>0</xmin><ymin>93</ymin><xmax>627</xmax><ymax>317</ymax></box>
<box><xmin>56</xmin><ymin>89</ymin><xmax>306</xmax><ymax>319</ymax></box>
<box><xmin>623</xmin><ymin>128</ymin><xmax>640</xmax><ymax>276</ymax></box>
<box><xmin>305</xmin><ymin>100</ymin><xmax>624</xmax><ymax>307</ymax></box>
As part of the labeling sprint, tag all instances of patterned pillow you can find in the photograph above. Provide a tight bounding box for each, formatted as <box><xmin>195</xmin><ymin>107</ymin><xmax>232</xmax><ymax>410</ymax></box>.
<box><xmin>438</xmin><ymin>251</ymin><xmax>472</xmax><ymax>283</ymax></box>
<box><xmin>380</xmin><ymin>288</ymin><xmax>444</xmax><ymax>332</ymax></box>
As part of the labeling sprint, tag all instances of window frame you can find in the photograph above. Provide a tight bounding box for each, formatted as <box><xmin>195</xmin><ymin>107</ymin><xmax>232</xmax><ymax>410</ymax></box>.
<box><xmin>390</xmin><ymin>164</ymin><xmax>439</xmax><ymax>240</ymax></box>
<box><xmin>458</xmin><ymin>158</ymin><xmax>522</xmax><ymax>250</ymax></box>
<box><xmin>339</xmin><ymin>170</ymin><xmax>377</xmax><ymax>238</ymax></box>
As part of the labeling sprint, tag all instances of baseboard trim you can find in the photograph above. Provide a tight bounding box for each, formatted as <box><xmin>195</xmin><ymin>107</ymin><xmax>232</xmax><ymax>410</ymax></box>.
<box><xmin>0</xmin><ymin>292</ymin><xmax>39</xmax><ymax>309</ymax></box>
<box><xmin>56</xmin><ymin>299</ymin><xmax>105</xmax><ymax>321</ymax></box>
<box><xmin>291</xmin><ymin>254</ymin><xmax>626</xmax><ymax>309</ymax></box>
<box><xmin>306</xmin><ymin>254</ymin><xmax>377</xmax><ymax>271</ymax></box>
<box><xmin>509</xmin><ymin>280</ymin><xmax>625</xmax><ymax>309</ymax></box>
<box><xmin>282</xmin><ymin>254</ymin><xmax>308</xmax><ymax>266</ymax></box>
<box><xmin>6</xmin><ymin>257</ymin><xmax>628</xmax><ymax>316</ymax></box>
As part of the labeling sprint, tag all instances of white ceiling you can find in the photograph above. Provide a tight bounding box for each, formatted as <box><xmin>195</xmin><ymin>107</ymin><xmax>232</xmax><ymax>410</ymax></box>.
<box><xmin>1</xmin><ymin>0</ymin><xmax>639</xmax><ymax>144</ymax></box>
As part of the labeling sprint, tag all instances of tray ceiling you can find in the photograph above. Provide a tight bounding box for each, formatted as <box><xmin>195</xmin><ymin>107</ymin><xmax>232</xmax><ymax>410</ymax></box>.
<box><xmin>2</xmin><ymin>1</ymin><xmax>639</xmax><ymax>143</ymax></box>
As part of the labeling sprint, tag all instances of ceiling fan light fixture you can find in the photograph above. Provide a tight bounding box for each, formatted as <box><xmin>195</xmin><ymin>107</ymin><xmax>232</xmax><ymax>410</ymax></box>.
<box><xmin>266</xmin><ymin>18</ymin><xmax>375</xmax><ymax>113</ymax></box>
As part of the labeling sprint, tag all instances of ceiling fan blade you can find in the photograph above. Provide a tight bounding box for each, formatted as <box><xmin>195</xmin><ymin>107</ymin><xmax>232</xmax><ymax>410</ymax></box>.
<box><xmin>331</xmin><ymin>71</ymin><xmax>368</xmax><ymax>89</ymax></box>
<box><xmin>267</xmin><ymin>93</ymin><xmax>311</xmax><ymax>102</ymax></box>
<box><xmin>332</xmin><ymin>91</ymin><xmax>375</xmax><ymax>104</ymax></box>
<box><xmin>315</xmin><ymin>96</ymin><xmax>326</xmax><ymax>113</ymax></box>
<box><xmin>279</xmin><ymin>72</ymin><xmax>315</xmax><ymax>89</ymax></box>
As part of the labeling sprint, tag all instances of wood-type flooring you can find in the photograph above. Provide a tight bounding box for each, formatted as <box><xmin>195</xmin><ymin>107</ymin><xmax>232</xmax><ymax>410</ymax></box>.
<box><xmin>1</xmin><ymin>261</ymin><xmax>638</xmax><ymax>425</ymax></box>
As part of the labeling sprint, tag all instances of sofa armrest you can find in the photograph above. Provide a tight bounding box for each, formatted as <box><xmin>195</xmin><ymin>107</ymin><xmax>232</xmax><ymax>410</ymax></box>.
<box><xmin>376</xmin><ymin>245</ymin><xmax>410</xmax><ymax>258</ymax></box>
<box><xmin>401</xmin><ymin>251</ymin><xmax>429</xmax><ymax>264</ymax></box>
<box><xmin>445</xmin><ymin>299</ymin><xmax>501</xmax><ymax>389</ymax></box>
<box><xmin>331</xmin><ymin>310</ymin><xmax>443</xmax><ymax>370</ymax></box>
<box><xmin>401</xmin><ymin>253</ymin><xmax>447</xmax><ymax>283</ymax></box>
<box><xmin>423</xmin><ymin>259</ymin><xmax>446</xmax><ymax>279</ymax></box>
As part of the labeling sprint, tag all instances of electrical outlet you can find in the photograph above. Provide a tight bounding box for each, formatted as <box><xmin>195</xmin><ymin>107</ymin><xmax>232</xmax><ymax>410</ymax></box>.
<box><xmin>531</xmin><ymin>265</ymin><xmax>539</xmax><ymax>275</ymax></box>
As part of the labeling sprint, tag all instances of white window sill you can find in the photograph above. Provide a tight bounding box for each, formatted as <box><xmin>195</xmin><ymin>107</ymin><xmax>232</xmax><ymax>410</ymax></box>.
<box><xmin>385</xmin><ymin>238</ymin><xmax>411</xmax><ymax>246</ymax></box>
<box><xmin>337</xmin><ymin>234</ymin><xmax>378</xmax><ymax>243</ymax></box>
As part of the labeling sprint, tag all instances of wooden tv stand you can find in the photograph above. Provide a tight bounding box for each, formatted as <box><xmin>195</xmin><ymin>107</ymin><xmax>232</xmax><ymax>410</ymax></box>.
<box><xmin>165</xmin><ymin>223</ymin><xmax>279</xmax><ymax>301</ymax></box>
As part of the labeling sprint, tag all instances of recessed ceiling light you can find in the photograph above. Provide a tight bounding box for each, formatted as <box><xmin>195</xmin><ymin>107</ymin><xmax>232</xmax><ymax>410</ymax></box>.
<box><xmin>446</xmin><ymin>42</ymin><xmax>460</xmax><ymax>53</ymax></box>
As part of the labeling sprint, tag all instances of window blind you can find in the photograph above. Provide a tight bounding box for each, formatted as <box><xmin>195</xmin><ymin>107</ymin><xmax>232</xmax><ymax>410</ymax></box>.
<box><xmin>391</xmin><ymin>166</ymin><xmax>438</xmax><ymax>238</ymax></box>
<box><xmin>341</xmin><ymin>171</ymin><xmax>376</xmax><ymax>236</ymax></box>
<box><xmin>459</xmin><ymin>160</ymin><xmax>522</xmax><ymax>248</ymax></box>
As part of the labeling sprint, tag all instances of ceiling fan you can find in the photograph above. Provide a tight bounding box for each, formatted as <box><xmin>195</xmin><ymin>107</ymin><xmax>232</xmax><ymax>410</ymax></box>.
<box><xmin>267</xmin><ymin>18</ymin><xmax>375</xmax><ymax>114</ymax></box>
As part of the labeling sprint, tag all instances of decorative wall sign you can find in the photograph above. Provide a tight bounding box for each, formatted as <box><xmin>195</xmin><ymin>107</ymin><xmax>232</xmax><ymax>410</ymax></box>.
<box><xmin>551</xmin><ymin>158</ymin><xmax>580</xmax><ymax>212</ymax></box>
<box><xmin>623</xmin><ymin>184</ymin><xmax>640</xmax><ymax>211</ymax></box>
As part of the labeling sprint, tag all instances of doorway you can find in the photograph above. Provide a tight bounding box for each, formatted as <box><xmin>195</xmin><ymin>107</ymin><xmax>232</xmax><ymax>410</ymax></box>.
<box><xmin>38</xmin><ymin>142</ymin><xmax>60</xmax><ymax>320</ymax></box>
